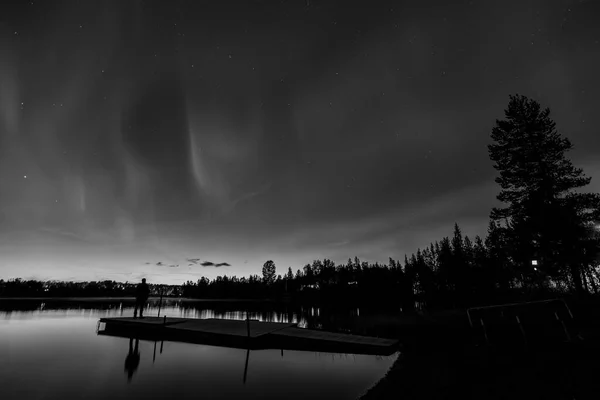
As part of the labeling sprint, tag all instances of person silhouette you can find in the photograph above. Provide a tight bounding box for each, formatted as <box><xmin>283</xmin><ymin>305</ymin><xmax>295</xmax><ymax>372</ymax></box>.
<box><xmin>124</xmin><ymin>337</ymin><xmax>140</xmax><ymax>383</ymax></box>
<box><xmin>133</xmin><ymin>278</ymin><xmax>150</xmax><ymax>318</ymax></box>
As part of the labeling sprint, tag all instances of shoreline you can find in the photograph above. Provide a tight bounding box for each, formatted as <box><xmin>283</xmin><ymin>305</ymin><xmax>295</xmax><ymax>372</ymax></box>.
<box><xmin>358</xmin><ymin>297</ymin><xmax>600</xmax><ymax>399</ymax></box>
<box><xmin>0</xmin><ymin>297</ymin><xmax>275</xmax><ymax>302</ymax></box>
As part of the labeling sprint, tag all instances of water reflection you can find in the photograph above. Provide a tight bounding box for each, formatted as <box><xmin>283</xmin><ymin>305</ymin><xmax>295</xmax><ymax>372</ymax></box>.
<box><xmin>1</xmin><ymin>301</ymin><xmax>398</xmax><ymax>400</ymax></box>
<box><xmin>124</xmin><ymin>338</ymin><xmax>140</xmax><ymax>383</ymax></box>
<box><xmin>1</xmin><ymin>299</ymin><xmax>405</xmax><ymax>338</ymax></box>
<box><xmin>243</xmin><ymin>348</ymin><xmax>250</xmax><ymax>384</ymax></box>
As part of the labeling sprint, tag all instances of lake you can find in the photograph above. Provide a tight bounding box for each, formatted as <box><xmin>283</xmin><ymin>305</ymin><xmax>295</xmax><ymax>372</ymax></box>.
<box><xmin>1</xmin><ymin>299</ymin><xmax>398</xmax><ymax>400</ymax></box>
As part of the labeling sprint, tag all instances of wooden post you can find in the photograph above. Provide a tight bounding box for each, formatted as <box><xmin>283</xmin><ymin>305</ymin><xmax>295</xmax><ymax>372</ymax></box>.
<box><xmin>516</xmin><ymin>315</ymin><xmax>527</xmax><ymax>346</ymax></box>
<box><xmin>561</xmin><ymin>299</ymin><xmax>574</xmax><ymax>319</ymax></box>
<box><xmin>153</xmin><ymin>341</ymin><xmax>157</xmax><ymax>363</ymax></box>
<box><xmin>243</xmin><ymin>348</ymin><xmax>250</xmax><ymax>384</ymax></box>
<box><xmin>480</xmin><ymin>318</ymin><xmax>489</xmax><ymax>345</ymax></box>
<box><xmin>556</xmin><ymin>312</ymin><xmax>571</xmax><ymax>342</ymax></box>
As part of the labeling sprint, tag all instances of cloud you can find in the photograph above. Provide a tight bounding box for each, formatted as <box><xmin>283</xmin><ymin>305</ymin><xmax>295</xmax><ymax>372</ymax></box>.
<box><xmin>149</xmin><ymin>260</ymin><xmax>181</xmax><ymax>268</ymax></box>
<box><xmin>198</xmin><ymin>261</ymin><xmax>230</xmax><ymax>267</ymax></box>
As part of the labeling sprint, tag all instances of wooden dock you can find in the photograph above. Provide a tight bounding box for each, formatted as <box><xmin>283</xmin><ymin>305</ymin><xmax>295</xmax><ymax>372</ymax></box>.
<box><xmin>97</xmin><ymin>317</ymin><xmax>399</xmax><ymax>356</ymax></box>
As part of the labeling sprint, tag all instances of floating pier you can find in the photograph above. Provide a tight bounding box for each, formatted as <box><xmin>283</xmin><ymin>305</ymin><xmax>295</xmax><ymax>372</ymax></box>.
<box><xmin>97</xmin><ymin>317</ymin><xmax>399</xmax><ymax>356</ymax></box>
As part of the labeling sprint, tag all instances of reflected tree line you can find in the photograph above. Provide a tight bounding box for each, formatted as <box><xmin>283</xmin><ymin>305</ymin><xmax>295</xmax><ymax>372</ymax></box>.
<box><xmin>0</xmin><ymin>279</ymin><xmax>183</xmax><ymax>298</ymax></box>
<box><xmin>2</xmin><ymin>95</ymin><xmax>600</xmax><ymax>312</ymax></box>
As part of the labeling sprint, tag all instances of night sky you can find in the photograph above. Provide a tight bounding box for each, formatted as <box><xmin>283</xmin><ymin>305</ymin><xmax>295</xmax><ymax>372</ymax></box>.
<box><xmin>1</xmin><ymin>0</ymin><xmax>599</xmax><ymax>284</ymax></box>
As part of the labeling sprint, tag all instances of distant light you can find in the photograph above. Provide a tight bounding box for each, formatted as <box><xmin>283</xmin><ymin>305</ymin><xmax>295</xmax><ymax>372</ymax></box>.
<box><xmin>533</xmin><ymin>267</ymin><xmax>538</xmax><ymax>271</ymax></box>
<box><xmin>531</xmin><ymin>260</ymin><xmax>538</xmax><ymax>266</ymax></box>
<box><xmin>23</xmin><ymin>175</ymin><xmax>27</xmax><ymax>179</ymax></box>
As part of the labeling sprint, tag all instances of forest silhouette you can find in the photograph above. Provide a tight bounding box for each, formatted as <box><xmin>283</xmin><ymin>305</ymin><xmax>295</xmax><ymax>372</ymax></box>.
<box><xmin>2</xmin><ymin>95</ymin><xmax>599</xmax><ymax>312</ymax></box>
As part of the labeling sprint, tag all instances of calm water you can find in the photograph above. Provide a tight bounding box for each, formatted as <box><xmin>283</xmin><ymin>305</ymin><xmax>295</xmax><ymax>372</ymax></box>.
<box><xmin>1</xmin><ymin>300</ymin><xmax>398</xmax><ymax>400</ymax></box>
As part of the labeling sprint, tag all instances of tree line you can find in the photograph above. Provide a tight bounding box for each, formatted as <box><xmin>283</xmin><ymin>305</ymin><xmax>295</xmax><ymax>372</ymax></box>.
<box><xmin>183</xmin><ymin>95</ymin><xmax>600</xmax><ymax>308</ymax></box>
<box><xmin>2</xmin><ymin>95</ymin><xmax>599</xmax><ymax>311</ymax></box>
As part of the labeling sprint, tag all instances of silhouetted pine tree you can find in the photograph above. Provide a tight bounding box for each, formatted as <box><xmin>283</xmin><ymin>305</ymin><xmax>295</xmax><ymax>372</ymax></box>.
<box><xmin>262</xmin><ymin>260</ymin><xmax>277</xmax><ymax>286</ymax></box>
<box><xmin>485</xmin><ymin>220</ymin><xmax>514</xmax><ymax>292</ymax></box>
<box><xmin>436</xmin><ymin>236</ymin><xmax>453</xmax><ymax>307</ymax></box>
<box><xmin>488</xmin><ymin>94</ymin><xmax>600</xmax><ymax>294</ymax></box>
<box><xmin>286</xmin><ymin>267</ymin><xmax>294</xmax><ymax>281</ymax></box>
<box><xmin>416</xmin><ymin>248</ymin><xmax>436</xmax><ymax>309</ymax></box>
<box><xmin>451</xmin><ymin>223</ymin><xmax>469</xmax><ymax>307</ymax></box>
<box><xmin>472</xmin><ymin>235</ymin><xmax>493</xmax><ymax>303</ymax></box>
<box><xmin>401</xmin><ymin>255</ymin><xmax>415</xmax><ymax>313</ymax></box>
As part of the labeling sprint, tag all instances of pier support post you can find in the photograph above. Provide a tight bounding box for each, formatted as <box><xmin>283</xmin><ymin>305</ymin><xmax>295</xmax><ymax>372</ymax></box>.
<box><xmin>243</xmin><ymin>348</ymin><xmax>250</xmax><ymax>384</ymax></box>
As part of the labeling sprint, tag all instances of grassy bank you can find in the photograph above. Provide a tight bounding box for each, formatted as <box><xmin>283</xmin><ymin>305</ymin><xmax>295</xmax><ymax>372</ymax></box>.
<box><xmin>360</xmin><ymin>341</ymin><xmax>599</xmax><ymax>399</ymax></box>
<box><xmin>359</xmin><ymin>297</ymin><xmax>600</xmax><ymax>400</ymax></box>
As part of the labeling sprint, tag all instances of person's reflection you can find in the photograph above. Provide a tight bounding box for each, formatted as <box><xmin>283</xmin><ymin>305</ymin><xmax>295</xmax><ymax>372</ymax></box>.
<box><xmin>124</xmin><ymin>337</ymin><xmax>140</xmax><ymax>383</ymax></box>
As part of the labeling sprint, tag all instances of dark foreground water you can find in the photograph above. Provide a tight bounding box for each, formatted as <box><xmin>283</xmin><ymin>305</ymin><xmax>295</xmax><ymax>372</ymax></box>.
<box><xmin>0</xmin><ymin>300</ymin><xmax>398</xmax><ymax>400</ymax></box>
